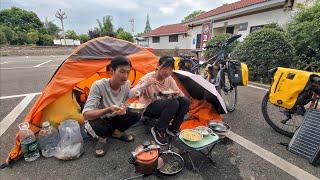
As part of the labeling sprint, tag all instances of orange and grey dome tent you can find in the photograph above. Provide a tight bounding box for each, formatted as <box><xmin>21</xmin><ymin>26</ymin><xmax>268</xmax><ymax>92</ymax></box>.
<box><xmin>6</xmin><ymin>36</ymin><xmax>159</xmax><ymax>164</ymax></box>
<box><xmin>5</xmin><ymin>36</ymin><xmax>224</xmax><ymax>166</ymax></box>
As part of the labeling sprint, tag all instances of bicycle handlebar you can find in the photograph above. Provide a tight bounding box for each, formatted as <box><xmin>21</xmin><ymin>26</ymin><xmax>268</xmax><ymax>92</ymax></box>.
<box><xmin>204</xmin><ymin>34</ymin><xmax>242</xmax><ymax>50</ymax></box>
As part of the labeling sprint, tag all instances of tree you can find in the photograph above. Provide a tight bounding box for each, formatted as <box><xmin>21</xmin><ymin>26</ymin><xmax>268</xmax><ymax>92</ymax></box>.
<box><xmin>116</xmin><ymin>27</ymin><xmax>124</xmax><ymax>34</ymax></box>
<box><xmin>0</xmin><ymin>25</ymin><xmax>17</xmax><ymax>44</ymax></box>
<box><xmin>65</xmin><ymin>30</ymin><xmax>78</xmax><ymax>40</ymax></box>
<box><xmin>27</xmin><ymin>31</ymin><xmax>39</xmax><ymax>44</ymax></box>
<box><xmin>37</xmin><ymin>34</ymin><xmax>53</xmax><ymax>46</ymax></box>
<box><xmin>116</xmin><ymin>30</ymin><xmax>133</xmax><ymax>42</ymax></box>
<box><xmin>78</xmin><ymin>34</ymin><xmax>89</xmax><ymax>43</ymax></box>
<box><xmin>44</xmin><ymin>18</ymin><xmax>61</xmax><ymax>37</ymax></box>
<box><xmin>0</xmin><ymin>31</ymin><xmax>7</xmax><ymax>44</ymax></box>
<box><xmin>182</xmin><ymin>10</ymin><xmax>206</xmax><ymax>22</ymax></box>
<box><xmin>97</xmin><ymin>15</ymin><xmax>114</xmax><ymax>36</ymax></box>
<box><xmin>0</xmin><ymin>7</ymin><xmax>43</xmax><ymax>33</ymax></box>
<box><xmin>15</xmin><ymin>31</ymin><xmax>27</xmax><ymax>45</ymax></box>
<box><xmin>232</xmin><ymin>28</ymin><xmax>294</xmax><ymax>82</ymax></box>
<box><xmin>287</xmin><ymin>0</ymin><xmax>320</xmax><ymax>72</ymax></box>
<box><xmin>88</xmin><ymin>27</ymin><xmax>100</xmax><ymax>39</ymax></box>
<box><xmin>136</xmin><ymin>32</ymin><xmax>144</xmax><ymax>37</ymax></box>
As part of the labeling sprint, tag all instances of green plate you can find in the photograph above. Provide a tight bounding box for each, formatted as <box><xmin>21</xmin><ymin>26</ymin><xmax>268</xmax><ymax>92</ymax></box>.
<box><xmin>179</xmin><ymin>133</ymin><xmax>219</xmax><ymax>148</ymax></box>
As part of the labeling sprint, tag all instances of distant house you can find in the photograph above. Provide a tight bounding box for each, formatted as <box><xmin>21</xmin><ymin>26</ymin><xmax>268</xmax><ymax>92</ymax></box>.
<box><xmin>134</xmin><ymin>37</ymin><xmax>148</xmax><ymax>47</ymax></box>
<box><xmin>141</xmin><ymin>23</ymin><xmax>190</xmax><ymax>50</ymax></box>
<box><xmin>142</xmin><ymin>0</ymin><xmax>313</xmax><ymax>50</ymax></box>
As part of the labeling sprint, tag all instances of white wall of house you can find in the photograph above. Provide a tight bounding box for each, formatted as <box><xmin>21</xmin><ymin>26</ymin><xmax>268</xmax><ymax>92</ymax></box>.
<box><xmin>211</xmin><ymin>8</ymin><xmax>293</xmax><ymax>41</ymax></box>
<box><xmin>147</xmin><ymin>34</ymin><xmax>190</xmax><ymax>49</ymax></box>
<box><xmin>189</xmin><ymin>26</ymin><xmax>202</xmax><ymax>49</ymax></box>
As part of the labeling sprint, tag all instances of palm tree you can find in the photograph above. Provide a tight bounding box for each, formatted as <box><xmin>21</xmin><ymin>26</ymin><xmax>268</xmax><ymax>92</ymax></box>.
<box><xmin>96</xmin><ymin>15</ymin><xmax>114</xmax><ymax>37</ymax></box>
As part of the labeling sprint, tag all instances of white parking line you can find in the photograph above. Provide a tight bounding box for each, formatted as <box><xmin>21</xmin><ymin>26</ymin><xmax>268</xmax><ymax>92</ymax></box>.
<box><xmin>0</xmin><ymin>65</ymin><xmax>59</xmax><ymax>70</ymax></box>
<box><xmin>0</xmin><ymin>94</ymin><xmax>36</xmax><ymax>136</ymax></box>
<box><xmin>0</xmin><ymin>92</ymin><xmax>41</xmax><ymax>100</ymax></box>
<box><xmin>248</xmin><ymin>84</ymin><xmax>269</xmax><ymax>91</ymax></box>
<box><xmin>33</xmin><ymin>60</ymin><xmax>52</xmax><ymax>67</ymax></box>
<box><xmin>227</xmin><ymin>131</ymin><xmax>320</xmax><ymax>180</ymax></box>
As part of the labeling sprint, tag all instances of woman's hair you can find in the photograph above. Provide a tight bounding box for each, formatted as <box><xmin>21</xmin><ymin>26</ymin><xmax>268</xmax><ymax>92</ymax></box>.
<box><xmin>158</xmin><ymin>56</ymin><xmax>175</xmax><ymax>69</ymax></box>
<box><xmin>107</xmin><ymin>55</ymin><xmax>131</xmax><ymax>71</ymax></box>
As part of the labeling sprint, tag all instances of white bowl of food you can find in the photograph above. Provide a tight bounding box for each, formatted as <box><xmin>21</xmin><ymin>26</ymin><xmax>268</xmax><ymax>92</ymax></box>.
<box><xmin>127</xmin><ymin>102</ymin><xmax>145</xmax><ymax>114</ymax></box>
<box><xmin>193</xmin><ymin>126</ymin><xmax>214</xmax><ymax>136</ymax></box>
<box><xmin>160</xmin><ymin>89</ymin><xmax>179</xmax><ymax>99</ymax></box>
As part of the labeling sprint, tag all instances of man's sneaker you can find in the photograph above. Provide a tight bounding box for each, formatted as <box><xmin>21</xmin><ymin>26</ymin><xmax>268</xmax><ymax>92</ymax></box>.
<box><xmin>151</xmin><ymin>127</ymin><xmax>168</xmax><ymax>146</ymax></box>
<box><xmin>166</xmin><ymin>127</ymin><xmax>180</xmax><ymax>136</ymax></box>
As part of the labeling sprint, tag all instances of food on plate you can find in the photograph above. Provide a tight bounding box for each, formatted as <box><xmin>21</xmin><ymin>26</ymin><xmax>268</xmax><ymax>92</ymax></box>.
<box><xmin>193</xmin><ymin>126</ymin><xmax>213</xmax><ymax>136</ymax></box>
<box><xmin>129</xmin><ymin>102</ymin><xmax>145</xmax><ymax>109</ymax></box>
<box><xmin>180</xmin><ymin>129</ymin><xmax>203</xmax><ymax>142</ymax></box>
<box><xmin>162</xmin><ymin>88</ymin><xmax>177</xmax><ymax>95</ymax></box>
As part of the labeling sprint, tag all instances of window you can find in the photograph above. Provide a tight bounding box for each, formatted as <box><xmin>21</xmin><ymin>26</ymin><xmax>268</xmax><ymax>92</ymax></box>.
<box><xmin>169</xmin><ymin>35</ymin><xmax>178</xmax><ymax>42</ymax></box>
<box><xmin>226</xmin><ymin>26</ymin><xmax>235</xmax><ymax>34</ymax></box>
<box><xmin>152</xmin><ymin>36</ymin><xmax>160</xmax><ymax>43</ymax></box>
<box><xmin>196</xmin><ymin>34</ymin><xmax>201</xmax><ymax>49</ymax></box>
<box><xmin>250</xmin><ymin>25</ymin><xmax>264</xmax><ymax>33</ymax></box>
<box><xmin>239</xmin><ymin>22</ymin><xmax>248</xmax><ymax>31</ymax></box>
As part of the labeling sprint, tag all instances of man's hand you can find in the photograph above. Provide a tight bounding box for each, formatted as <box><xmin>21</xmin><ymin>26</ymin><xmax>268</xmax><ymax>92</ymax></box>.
<box><xmin>115</xmin><ymin>107</ymin><xmax>126</xmax><ymax>116</ymax></box>
<box><xmin>107</xmin><ymin>105</ymin><xmax>122</xmax><ymax>114</ymax></box>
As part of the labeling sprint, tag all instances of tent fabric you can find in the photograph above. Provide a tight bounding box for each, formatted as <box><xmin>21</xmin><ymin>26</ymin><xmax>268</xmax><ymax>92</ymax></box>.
<box><xmin>7</xmin><ymin>36</ymin><xmax>159</xmax><ymax>164</ymax></box>
<box><xmin>6</xmin><ymin>36</ymin><xmax>224</xmax><ymax>164</ymax></box>
<box><xmin>69</xmin><ymin>37</ymin><xmax>141</xmax><ymax>60</ymax></box>
<box><xmin>180</xmin><ymin>99</ymin><xmax>223</xmax><ymax>130</ymax></box>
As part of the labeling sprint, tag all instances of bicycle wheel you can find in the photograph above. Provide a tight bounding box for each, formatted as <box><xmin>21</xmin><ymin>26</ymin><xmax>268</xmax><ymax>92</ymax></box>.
<box><xmin>219</xmin><ymin>71</ymin><xmax>237</xmax><ymax>112</ymax></box>
<box><xmin>261</xmin><ymin>92</ymin><xmax>304</xmax><ymax>137</ymax></box>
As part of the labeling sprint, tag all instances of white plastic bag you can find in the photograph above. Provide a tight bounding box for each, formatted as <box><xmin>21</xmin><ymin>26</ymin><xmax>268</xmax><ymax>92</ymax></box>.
<box><xmin>54</xmin><ymin>120</ymin><xmax>83</xmax><ymax>160</ymax></box>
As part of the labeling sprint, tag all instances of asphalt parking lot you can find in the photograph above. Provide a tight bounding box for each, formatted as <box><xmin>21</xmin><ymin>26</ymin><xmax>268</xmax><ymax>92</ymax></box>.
<box><xmin>0</xmin><ymin>55</ymin><xmax>319</xmax><ymax>180</ymax></box>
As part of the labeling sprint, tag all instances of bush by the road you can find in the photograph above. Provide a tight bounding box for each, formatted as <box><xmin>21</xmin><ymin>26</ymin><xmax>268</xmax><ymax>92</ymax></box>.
<box><xmin>37</xmin><ymin>34</ymin><xmax>53</xmax><ymax>46</ymax></box>
<box><xmin>287</xmin><ymin>0</ymin><xmax>320</xmax><ymax>72</ymax></box>
<box><xmin>116</xmin><ymin>30</ymin><xmax>134</xmax><ymax>42</ymax></box>
<box><xmin>232</xmin><ymin>28</ymin><xmax>294</xmax><ymax>82</ymax></box>
<box><xmin>79</xmin><ymin>34</ymin><xmax>89</xmax><ymax>43</ymax></box>
<box><xmin>27</xmin><ymin>31</ymin><xmax>39</xmax><ymax>44</ymax></box>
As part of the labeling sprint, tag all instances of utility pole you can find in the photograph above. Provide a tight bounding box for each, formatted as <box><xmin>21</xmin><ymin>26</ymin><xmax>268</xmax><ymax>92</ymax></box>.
<box><xmin>55</xmin><ymin>9</ymin><xmax>67</xmax><ymax>45</ymax></box>
<box><xmin>129</xmin><ymin>18</ymin><xmax>134</xmax><ymax>36</ymax></box>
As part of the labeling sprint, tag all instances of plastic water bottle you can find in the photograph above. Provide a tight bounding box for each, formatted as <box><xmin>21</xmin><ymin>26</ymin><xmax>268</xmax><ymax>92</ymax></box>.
<box><xmin>38</xmin><ymin>121</ymin><xmax>59</xmax><ymax>157</ymax></box>
<box><xmin>18</xmin><ymin>122</ymin><xmax>40</xmax><ymax>162</ymax></box>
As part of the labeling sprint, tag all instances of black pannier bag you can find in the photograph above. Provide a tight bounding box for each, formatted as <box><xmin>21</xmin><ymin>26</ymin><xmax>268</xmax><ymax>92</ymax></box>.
<box><xmin>227</xmin><ymin>60</ymin><xmax>248</xmax><ymax>86</ymax></box>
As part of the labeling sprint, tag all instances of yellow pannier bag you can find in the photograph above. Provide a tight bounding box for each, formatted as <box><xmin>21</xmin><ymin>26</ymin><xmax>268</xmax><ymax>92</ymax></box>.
<box><xmin>269</xmin><ymin>67</ymin><xmax>320</xmax><ymax>109</ymax></box>
<box><xmin>173</xmin><ymin>57</ymin><xmax>181</xmax><ymax>70</ymax></box>
<box><xmin>228</xmin><ymin>61</ymin><xmax>249</xmax><ymax>86</ymax></box>
<box><xmin>241</xmin><ymin>63</ymin><xmax>249</xmax><ymax>86</ymax></box>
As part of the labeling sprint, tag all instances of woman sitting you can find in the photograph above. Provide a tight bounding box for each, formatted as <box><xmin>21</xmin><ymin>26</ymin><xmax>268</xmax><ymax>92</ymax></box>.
<box><xmin>131</xmin><ymin>56</ymin><xmax>191</xmax><ymax>145</ymax></box>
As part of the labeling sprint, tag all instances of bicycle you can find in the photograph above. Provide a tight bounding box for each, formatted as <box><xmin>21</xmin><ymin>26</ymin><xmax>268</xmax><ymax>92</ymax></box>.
<box><xmin>261</xmin><ymin>68</ymin><xmax>320</xmax><ymax>137</ymax></box>
<box><xmin>186</xmin><ymin>34</ymin><xmax>243</xmax><ymax>112</ymax></box>
<box><xmin>178</xmin><ymin>54</ymin><xmax>198</xmax><ymax>72</ymax></box>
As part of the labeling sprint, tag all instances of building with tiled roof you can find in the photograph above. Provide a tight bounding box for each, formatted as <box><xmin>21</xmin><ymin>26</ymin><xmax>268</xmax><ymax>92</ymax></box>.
<box><xmin>141</xmin><ymin>0</ymin><xmax>312</xmax><ymax>50</ymax></box>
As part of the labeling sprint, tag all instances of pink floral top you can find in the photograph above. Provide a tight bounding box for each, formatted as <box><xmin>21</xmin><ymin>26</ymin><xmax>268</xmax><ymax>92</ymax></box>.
<box><xmin>131</xmin><ymin>71</ymin><xmax>183</xmax><ymax>106</ymax></box>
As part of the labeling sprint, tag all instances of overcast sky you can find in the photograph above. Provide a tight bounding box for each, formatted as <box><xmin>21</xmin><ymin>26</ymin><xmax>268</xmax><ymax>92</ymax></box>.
<box><xmin>1</xmin><ymin>0</ymin><xmax>238</xmax><ymax>35</ymax></box>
